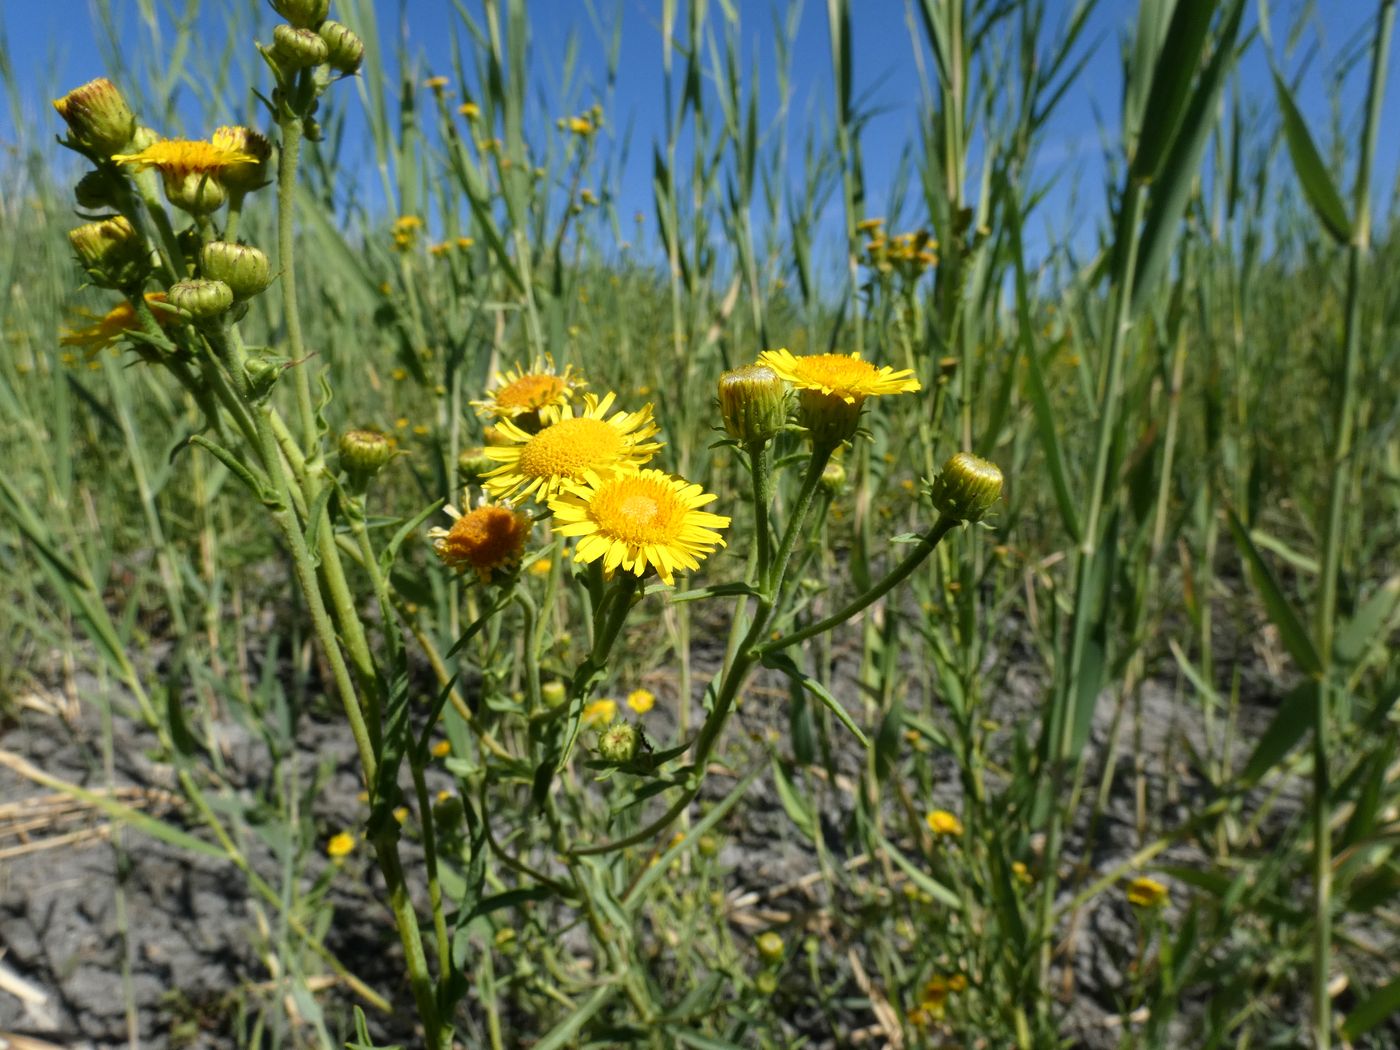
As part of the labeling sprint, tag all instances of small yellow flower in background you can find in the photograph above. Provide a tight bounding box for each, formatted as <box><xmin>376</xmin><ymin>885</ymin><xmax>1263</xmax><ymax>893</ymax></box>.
<box><xmin>61</xmin><ymin>293</ymin><xmax>174</xmax><ymax>355</ymax></box>
<box><xmin>482</xmin><ymin>392</ymin><xmax>663</xmax><ymax>504</ymax></box>
<box><xmin>947</xmin><ymin>974</ymin><xmax>967</xmax><ymax>992</ymax></box>
<box><xmin>458</xmin><ymin>101</ymin><xmax>480</xmax><ymax>120</ymax></box>
<box><xmin>412</xmin><ymin>424</ymin><xmax>430</xmax><ymax>436</ymax></box>
<box><xmin>926</xmin><ymin>809</ymin><xmax>964</xmax><ymax>837</ymax></box>
<box><xmin>431</xmin><ymin>740</ymin><xmax>451</xmax><ymax>758</ymax></box>
<box><xmin>391</xmin><ymin>214</ymin><xmax>423</xmax><ymax>252</ymax></box>
<box><xmin>429</xmin><ymin>242</ymin><xmax>452</xmax><ymax>257</ymax></box>
<box><xmin>626</xmin><ymin>688</ymin><xmax>655</xmax><ymax>714</ymax></box>
<box><xmin>435</xmin><ymin>789</ymin><xmax>453</xmax><ymax>804</ymax></box>
<box><xmin>567</xmin><ymin>114</ymin><xmax>596</xmax><ymax>136</ymax></box>
<box><xmin>583</xmin><ymin>698</ymin><xmax>617</xmax><ymax>729</ymax></box>
<box><xmin>327</xmin><ymin>831</ymin><xmax>356</xmax><ymax>859</ymax></box>
<box><xmin>855</xmin><ymin>216</ymin><xmax>885</xmax><ymax>234</ymax></box>
<box><xmin>424</xmin><ymin>75</ymin><xmax>450</xmax><ymax>91</ymax></box>
<box><xmin>456</xmin><ymin>236</ymin><xmax>475</xmax><ymax>249</ymax></box>
<box><xmin>393</xmin><ymin>806</ymin><xmax>410</xmax><ymax>824</ymax></box>
<box><xmin>394</xmin><ymin>417</ymin><xmax>409</xmax><ymax>429</ymax></box>
<box><xmin>1012</xmin><ymin>861</ymin><xmax>1033</xmax><ymax>886</ymax></box>
<box><xmin>549</xmin><ymin>468</ymin><xmax>730</xmax><ymax>586</ymax></box>
<box><xmin>429</xmin><ymin>498</ymin><xmax>532</xmax><ymax>582</ymax></box>
<box><xmin>1126</xmin><ymin>875</ymin><xmax>1169</xmax><ymax>909</ymax></box>
<box><xmin>355</xmin><ymin>790</ymin><xmax>369</xmax><ymax>803</ymax></box>
<box><xmin>472</xmin><ymin>357</ymin><xmax>584</xmax><ymax>422</ymax></box>
<box><xmin>391</xmin><ymin>367</ymin><xmax>408</xmax><ymax>381</ymax></box>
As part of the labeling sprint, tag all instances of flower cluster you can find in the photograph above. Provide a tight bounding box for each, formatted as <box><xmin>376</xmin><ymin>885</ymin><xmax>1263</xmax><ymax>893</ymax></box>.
<box><xmin>433</xmin><ymin>361</ymin><xmax>730</xmax><ymax>587</ymax></box>
<box><xmin>857</xmin><ymin>219</ymin><xmax>938</xmax><ymax>279</ymax></box>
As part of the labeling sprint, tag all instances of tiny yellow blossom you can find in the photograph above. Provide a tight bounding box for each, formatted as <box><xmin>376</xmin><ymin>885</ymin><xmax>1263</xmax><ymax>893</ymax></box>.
<box><xmin>393</xmin><ymin>806</ymin><xmax>410</xmax><ymax>824</ymax></box>
<box><xmin>626</xmin><ymin>688</ymin><xmax>656</xmax><ymax>714</ymax></box>
<box><xmin>582</xmin><ymin>698</ymin><xmax>617</xmax><ymax>729</ymax></box>
<box><xmin>327</xmin><ymin>831</ymin><xmax>356</xmax><ymax>859</ymax></box>
<box><xmin>458</xmin><ymin>101</ymin><xmax>480</xmax><ymax>120</ymax></box>
<box><xmin>926</xmin><ymin>809</ymin><xmax>964</xmax><ymax>837</ymax></box>
<box><xmin>431</xmin><ymin>740</ymin><xmax>451</xmax><ymax>758</ymax></box>
<box><xmin>1126</xmin><ymin>876</ymin><xmax>1169</xmax><ymax>909</ymax></box>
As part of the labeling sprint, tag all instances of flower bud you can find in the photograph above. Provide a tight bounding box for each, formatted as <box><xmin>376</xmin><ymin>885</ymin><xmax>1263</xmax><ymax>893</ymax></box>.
<box><xmin>432</xmin><ymin>794</ymin><xmax>464</xmax><ymax>832</ymax></box>
<box><xmin>53</xmin><ymin>78</ymin><xmax>136</xmax><ymax>157</ymax></box>
<box><xmin>244</xmin><ymin>354</ymin><xmax>288</xmax><ymax>399</ymax></box>
<box><xmin>755</xmin><ymin>931</ymin><xmax>785</xmax><ymax>963</ymax></box>
<box><xmin>270</xmin><ymin>0</ymin><xmax>330</xmax><ymax>28</ymax></box>
<box><xmin>930</xmin><ymin>452</ymin><xmax>1003</xmax><ymax>523</ymax></box>
<box><xmin>596</xmin><ymin>721</ymin><xmax>639</xmax><ymax>764</ymax></box>
<box><xmin>272</xmin><ymin>24</ymin><xmax>330</xmax><ymax>69</ymax></box>
<box><xmin>74</xmin><ymin>169</ymin><xmax>120</xmax><ymax>210</ymax></box>
<box><xmin>168</xmin><ymin>278</ymin><xmax>234</xmax><ymax>323</ymax></box>
<box><xmin>796</xmin><ymin>389</ymin><xmax>865</xmax><ymax>449</ymax></box>
<box><xmin>718</xmin><ymin>365</ymin><xmax>787</xmax><ymax>445</ymax></box>
<box><xmin>200</xmin><ymin>242</ymin><xmax>272</xmax><ymax>300</ymax></box>
<box><xmin>541</xmin><ymin>680</ymin><xmax>567</xmax><ymax>707</ymax></box>
<box><xmin>318</xmin><ymin>20</ymin><xmax>364</xmax><ymax>75</ymax></box>
<box><xmin>819</xmin><ymin>459</ymin><xmax>847</xmax><ymax>496</ymax></box>
<box><xmin>339</xmin><ymin>429</ymin><xmax>394</xmax><ymax>479</ymax></box>
<box><xmin>457</xmin><ymin>446</ymin><xmax>497</xmax><ymax>486</ymax></box>
<box><xmin>164</xmin><ymin>172</ymin><xmax>228</xmax><ymax>215</ymax></box>
<box><xmin>210</xmin><ymin>127</ymin><xmax>273</xmax><ymax>194</ymax></box>
<box><xmin>755</xmin><ymin>971</ymin><xmax>778</xmax><ymax>997</ymax></box>
<box><xmin>68</xmin><ymin>216</ymin><xmax>149</xmax><ymax>290</ymax></box>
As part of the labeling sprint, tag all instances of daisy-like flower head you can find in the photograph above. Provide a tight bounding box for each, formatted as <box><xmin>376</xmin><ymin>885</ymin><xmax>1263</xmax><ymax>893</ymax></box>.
<box><xmin>61</xmin><ymin>292</ymin><xmax>174</xmax><ymax>356</ymax></box>
<box><xmin>472</xmin><ymin>356</ymin><xmax>585</xmax><ymax>427</ymax></box>
<box><xmin>549</xmin><ymin>468</ymin><xmax>730</xmax><ymax>586</ymax></box>
<box><xmin>759</xmin><ymin>347</ymin><xmax>921</xmax><ymax>448</ymax></box>
<box><xmin>113</xmin><ymin>138</ymin><xmax>256</xmax><ymax>214</ymax></box>
<box><xmin>925</xmin><ymin>809</ymin><xmax>964</xmax><ymax>838</ymax></box>
<box><xmin>1125</xmin><ymin>875</ymin><xmax>1169</xmax><ymax>910</ymax></box>
<box><xmin>428</xmin><ymin>497</ymin><xmax>532</xmax><ymax>583</ymax></box>
<box><xmin>482</xmin><ymin>392</ymin><xmax>662</xmax><ymax>504</ymax></box>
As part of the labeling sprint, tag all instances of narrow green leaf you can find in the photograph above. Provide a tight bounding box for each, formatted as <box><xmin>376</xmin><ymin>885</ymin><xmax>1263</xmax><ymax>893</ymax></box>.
<box><xmin>1341</xmin><ymin>975</ymin><xmax>1400</xmax><ymax>1041</ymax></box>
<box><xmin>1240</xmin><ymin>679</ymin><xmax>1316</xmax><ymax>785</ymax></box>
<box><xmin>1271</xmin><ymin>69</ymin><xmax>1352</xmax><ymax>243</ymax></box>
<box><xmin>1225</xmin><ymin>507</ymin><xmax>1322</xmax><ymax>676</ymax></box>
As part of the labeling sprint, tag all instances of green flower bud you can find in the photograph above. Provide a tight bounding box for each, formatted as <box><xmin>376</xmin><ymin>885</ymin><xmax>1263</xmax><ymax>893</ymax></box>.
<box><xmin>74</xmin><ymin>169</ymin><xmax>120</xmax><ymax>210</ymax></box>
<box><xmin>930</xmin><ymin>452</ymin><xmax>1003</xmax><ymax>523</ymax></box>
<box><xmin>697</xmin><ymin>834</ymin><xmax>720</xmax><ymax>858</ymax></box>
<box><xmin>819</xmin><ymin>459</ymin><xmax>847</xmax><ymax>496</ymax></box>
<box><xmin>339</xmin><ymin>429</ymin><xmax>395</xmax><ymax>479</ymax></box>
<box><xmin>754</xmin><ymin>971</ymin><xmax>779</xmax><ymax>997</ymax></box>
<box><xmin>52</xmin><ymin>78</ymin><xmax>136</xmax><ymax>157</ymax></box>
<box><xmin>718</xmin><ymin>365</ymin><xmax>788</xmax><ymax>445</ymax></box>
<box><xmin>68</xmin><ymin>216</ymin><xmax>149</xmax><ymax>290</ymax></box>
<box><xmin>457</xmin><ymin>446</ymin><xmax>497</xmax><ymax>486</ymax></box>
<box><xmin>269</xmin><ymin>0</ymin><xmax>330</xmax><ymax>28</ymax></box>
<box><xmin>318</xmin><ymin>20</ymin><xmax>364</xmax><ymax>75</ymax></box>
<box><xmin>168</xmin><ymin>278</ymin><xmax>233</xmax><ymax>323</ymax></box>
<box><xmin>541</xmin><ymin>680</ymin><xmax>567</xmax><ymax>707</ymax></box>
<box><xmin>200</xmin><ymin>242</ymin><xmax>272</xmax><ymax>300</ymax></box>
<box><xmin>796</xmin><ymin>389</ymin><xmax>864</xmax><ymax>449</ymax></box>
<box><xmin>432</xmin><ymin>794</ymin><xmax>464</xmax><ymax>831</ymax></box>
<box><xmin>244</xmin><ymin>354</ymin><xmax>288</xmax><ymax>400</ymax></box>
<box><xmin>164</xmin><ymin>172</ymin><xmax>228</xmax><ymax>215</ymax></box>
<box><xmin>596</xmin><ymin>721</ymin><xmax>639</xmax><ymax>764</ymax></box>
<box><xmin>272</xmin><ymin>24</ymin><xmax>330</xmax><ymax>69</ymax></box>
<box><xmin>756</xmin><ymin>931</ymin><xmax>785</xmax><ymax>963</ymax></box>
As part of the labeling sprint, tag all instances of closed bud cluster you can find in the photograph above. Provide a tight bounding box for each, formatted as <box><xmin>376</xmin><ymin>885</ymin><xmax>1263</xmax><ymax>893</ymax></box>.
<box><xmin>68</xmin><ymin>216</ymin><xmax>149</xmax><ymax>290</ymax></box>
<box><xmin>169</xmin><ymin>278</ymin><xmax>233</xmax><ymax>323</ymax></box>
<box><xmin>53</xmin><ymin>78</ymin><xmax>136</xmax><ymax>157</ymax></box>
<box><xmin>339</xmin><ymin>428</ymin><xmax>395</xmax><ymax>480</ymax></box>
<box><xmin>930</xmin><ymin>452</ymin><xmax>1003</xmax><ymax>523</ymax></box>
<box><xmin>270</xmin><ymin>0</ymin><xmax>330</xmax><ymax>28</ymax></box>
<box><xmin>200</xmin><ymin>242</ymin><xmax>272</xmax><ymax>300</ymax></box>
<box><xmin>596</xmin><ymin>721</ymin><xmax>639</xmax><ymax>764</ymax></box>
<box><xmin>318</xmin><ymin>21</ymin><xmax>364</xmax><ymax>74</ymax></box>
<box><xmin>272</xmin><ymin>24</ymin><xmax>330</xmax><ymax>69</ymax></box>
<box><xmin>718</xmin><ymin>365</ymin><xmax>788</xmax><ymax>445</ymax></box>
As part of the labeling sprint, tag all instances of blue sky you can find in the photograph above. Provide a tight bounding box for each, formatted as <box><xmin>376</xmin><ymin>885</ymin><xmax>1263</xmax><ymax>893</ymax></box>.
<box><xmin>3</xmin><ymin>1</ymin><xmax>1395</xmax><ymax>271</ymax></box>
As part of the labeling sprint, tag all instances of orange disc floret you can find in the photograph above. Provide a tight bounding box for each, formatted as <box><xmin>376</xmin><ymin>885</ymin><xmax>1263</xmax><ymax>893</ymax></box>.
<box><xmin>429</xmin><ymin>500</ymin><xmax>532</xmax><ymax>582</ymax></box>
<box><xmin>472</xmin><ymin>357</ymin><xmax>584</xmax><ymax>421</ymax></box>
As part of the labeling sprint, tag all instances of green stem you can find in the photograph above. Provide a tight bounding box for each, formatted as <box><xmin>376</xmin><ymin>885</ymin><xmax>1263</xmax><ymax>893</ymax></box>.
<box><xmin>761</xmin><ymin>516</ymin><xmax>958</xmax><ymax>655</ymax></box>
<box><xmin>275</xmin><ymin>113</ymin><xmax>316</xmax><ymax>451</ymax></box>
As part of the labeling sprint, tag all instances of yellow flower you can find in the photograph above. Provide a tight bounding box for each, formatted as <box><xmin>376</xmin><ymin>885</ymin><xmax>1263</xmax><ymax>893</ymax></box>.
<box><xmin>113</xmin><ymin>138</ymin><xmax>255</xmax><ymax>213</ymax></box>
<box><xmin>61</xmin><ymin>293</ymin><xmax>174</xmax><ymax>356</ymax></box>
<box><xmin>528</xmin><ymin>557</ymin><xmax>553</xmax><ymax>576</ymax></box>
<box><xmin>582</xmin><ymin>698</ymin><xmax>617</xmax><ymax>729</ymax></box>
<box><xmin>459</xmin><ymin>101</ymin><xmax>480</xmax><ymax>119</ymax></box>
<box><xmin>482</xmin><ymin>392</ymin><xmax>662</xmax><ymax>503</ymax></box>
<box><xmin>209</xmin><ymin>126</ymin><xmax>272</xmax><ymax>192</ymax></box>
<box><xmin>327</xmin><ymin>831</ymin><xmax>356</xmax><ymax>859</ymax></box>
<box><xmin>1126</xmin><ymin>876</ymin><xmax>1169</xmax><ymax>909</ymax></box>
<box><xmin>626</xmin><ymin>688</ymin><xmax>656</xmax><ymax>714</ymax></box>
<box><xmin>456</xmin><ymin>236</ymin><xmax>475</xmax><ymax>249</ymax></box>
<box><xmin>567</xmin><ymin>115</ymin><xmax>595</xmax><ymax>136</ymax></box>
<box><xmin>429</xmin><ymin>498</ymin><xmax>532</xmax><ymax>582</ymax></box>
<box><xmin>393</xmin><ymin>806</ymin><xmax>410</xmax><ymax>824</ymax></box>
<box><xmin>431</xmin><ymin>740</ymin><xmax>451</xmax><ymax>758</ymax></box>
<box><xmin>548</xmin><ymin>468</ymin><xmax>730</xmax><ymax>586</ymax></box>
<box><xmin>472</xmin><ymin>357</ymin><xmax>584</xmax><ymax>422</ymax></box>
<box><xmin>1012</xmin><ymin>860</ymin><xmax>1033</xmax><ymax>885</ymax></box>
<box><xmin>855</xmin><ymin>216</ymin><xmax>885</xmax><ymax>234</ymax></box>
<box><xmin>424</xmin><ymin>75</ymin><xmax>450</xmax><ymax>91</ymax></box>
<box><xmin>926</xmin><ymin>809</ymin><xmax>963</xmax><ymax>837</ymax></box>
<box><xmin>759</xmin><ymin>348</ymin><xmax>921</xmax><ymax>404</ymax></box>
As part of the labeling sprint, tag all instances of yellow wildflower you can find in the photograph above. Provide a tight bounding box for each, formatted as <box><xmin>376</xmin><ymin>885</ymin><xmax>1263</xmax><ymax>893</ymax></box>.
<box><xmin>582</xmin><ymin>698</ymin><xmax>617</xmax><ymax>729</ymax></box>
<box><xmin>327</xmin><ymin>831</ymin><xmax>356</xmax><ymax>859</ymax></box>
<box><xmin>926</xmin><ymin>809</ymin><xmax>964</xmax><ymax>837</ymax></box>
<box><xmin>626</xmin><ymin>688</ymin><xmax>656</xmax><ymax>714</ymax></box>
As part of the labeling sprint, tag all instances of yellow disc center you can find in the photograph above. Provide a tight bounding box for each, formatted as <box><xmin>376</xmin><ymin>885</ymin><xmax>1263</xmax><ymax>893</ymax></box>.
<box><xmin>518</xmin><ymin>417</ymin><xmax>622</xmax><ymax>479</ymax></box>
<box><xmin>495</xmin><ymin>373</ymin><xmax>566</xmax><ymax>411</ymax></box>
<box><xmin>591</xmin><ymin>478</ymin><xmax>684</xmax><ymax>544</ymax></box>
